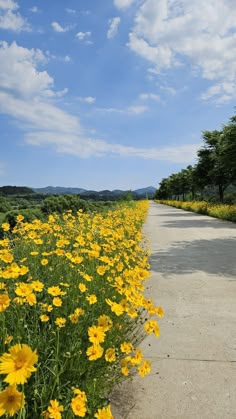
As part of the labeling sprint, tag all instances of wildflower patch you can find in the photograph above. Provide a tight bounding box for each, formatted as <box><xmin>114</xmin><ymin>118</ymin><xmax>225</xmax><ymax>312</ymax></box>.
<box><xmin>0</xmin><ymin>202</ymin><xmax>163</xmax><ymax>418</ymax></box>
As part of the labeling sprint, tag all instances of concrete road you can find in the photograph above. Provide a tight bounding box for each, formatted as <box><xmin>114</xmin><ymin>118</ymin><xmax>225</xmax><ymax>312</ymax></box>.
<box><xmin>111</xmin><ymin>202</ymin><xmax>236</xmax><ymax>419</ymax></box>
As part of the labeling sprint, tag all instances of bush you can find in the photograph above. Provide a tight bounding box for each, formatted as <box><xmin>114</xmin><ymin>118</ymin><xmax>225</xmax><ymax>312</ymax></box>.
<box><xmin>41</xmin><ymin>195</ymin><xmax>90</xmax><ymax>215</ymax></box>
<box><xmin>2</xmin><ymin>208</ymin><xmax>44</xmax><ymax>230</ymax></box>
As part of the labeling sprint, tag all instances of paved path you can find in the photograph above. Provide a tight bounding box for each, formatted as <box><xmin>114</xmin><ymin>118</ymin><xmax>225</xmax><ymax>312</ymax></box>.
<box><xmin>111</xmin><ymin>202</ymin><xmax>236</xmax><ymax>419</ymax></box>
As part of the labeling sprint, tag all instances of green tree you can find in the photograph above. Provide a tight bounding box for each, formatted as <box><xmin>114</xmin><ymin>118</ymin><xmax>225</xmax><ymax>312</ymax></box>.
<box><xmin>197</xmin><ymin>130</ymin><xmax>230</xmax><ymax>202</ymax></box>
<box><xmin>221</xmin><ymin>114</ymin><xmax>236</xmax><ymax>183</ymax></box>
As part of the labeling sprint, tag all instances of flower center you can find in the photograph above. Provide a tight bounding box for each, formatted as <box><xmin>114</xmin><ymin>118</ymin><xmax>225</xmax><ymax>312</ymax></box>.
<box><xmin>15</xmin><ymin>359</ymin><xmax>25</xmax><ymax>369</ymax></box>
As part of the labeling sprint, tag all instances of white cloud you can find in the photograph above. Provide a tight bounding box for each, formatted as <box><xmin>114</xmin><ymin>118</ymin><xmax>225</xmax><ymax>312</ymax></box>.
<box><xmin>127</xmin><ymin>105</ymin><xmax>148</xmax><ymax>114</ymax></box>
<box><xmin>0</xmin><ymin>0</ymin><xmax>29</xmax><ymax>31</ymax></box>
<box><xmin>0</xmin><ymin>41</ymin><xmax>52</xmax><ymax>98</ymax></box>
<box><xmin>65</xmin><ymin>8</ymin><xmax>76</xmax><ymax>14</ymax></box>
<box><xmin>29</xmin><ymin>6</ymin><xmax>39</xmax><ymax>13</ymax></box>
<box><xmin>51</xmin><ymin>21</ymin><xmax>68</xmax><ymax>33</ymax></box>
<box><xmin>128</xmin><ymin>0</ymin><xmax>236</xmax><ymax>102</ymax></box>
<box><xmin>0</xmin><ymin>0</ymin><xmax>17</xmax><ymax>10</ymax></box>
<box><xmin>64</xmin><ymin>55</ymin><xmax>71</xmax><ymax>63</ymax></box>
<box><xmin>76</xmin><ymin>31</ymin><xmax>92</xmax><ymax>42</ymax></box>
<box><xmin>139</xmin><ymin>93</ymin><xmax>160</xmax><ymax>101</ymax></box>
<box><xmin>159</xmin><ymin>84</ymin><xmax>177</xmax><ymax>96</ymax></box>
<box><xmin>79</xmin><ymin>96</ymin><xmax>96</xmax><ymax>104</ymax></box>
<box><xmin>97</xmin><ymin>105</ymin><xmax>148</xmax><ymax>115</ymax></box>
<box><xmin>0</xmin><ymin>41</ymin><xmax>199</xmax><ymax>163</ymax></box>
<box><xmin>114</xmin><ymin>0</ymin><xmax>136</xmax><ymax>9</ymax></box>
<box><xmin>107</xmin><ymin>17</ymin><xmax>121</xmax><ymax>39</ymax></box>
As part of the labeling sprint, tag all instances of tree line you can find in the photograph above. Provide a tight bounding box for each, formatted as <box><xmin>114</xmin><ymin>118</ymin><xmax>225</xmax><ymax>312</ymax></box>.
<box><xmin>155</xmin><ymin>112</ymin><xmax>236</xmax><ymax>203</ymax></box>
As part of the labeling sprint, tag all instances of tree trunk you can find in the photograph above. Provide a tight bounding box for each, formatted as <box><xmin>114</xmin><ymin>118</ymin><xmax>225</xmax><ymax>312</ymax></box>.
<box><xmin>218</xmin><ymin>184</ymin><xmax>224</xmax><ymax>202</ymax></box>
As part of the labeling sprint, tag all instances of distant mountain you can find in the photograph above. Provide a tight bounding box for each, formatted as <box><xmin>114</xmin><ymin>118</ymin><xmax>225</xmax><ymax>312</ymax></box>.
<box><xmin>0</xmin><ymin>186</ymin><xmax>35</xmax><ymax>196</ymax></box>
<box><xmin>134</xmin><ymin>186</ymin><xmax>156</xmax><ymax>195</ymax></box>
<box><xmin>33</xmin><ymin>186</ymin><xmax>87</xmax><ymax>195</ymax></box>
<box><xmin>33</xmin><ymin>185</ymin><xmax>156</xmax><ymax>198</ymax></box>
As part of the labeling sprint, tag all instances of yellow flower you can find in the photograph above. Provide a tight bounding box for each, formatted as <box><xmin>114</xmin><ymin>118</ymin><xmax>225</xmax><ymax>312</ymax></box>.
<box><xmin>0</xmin><ymin>343</ymin><xmax>38</xmax><ymax>385</ymax></box>
<box><xmin>83</xmin><ymin>273</ymin><xmax>92</xmax><ymax>282</ymax></box>
<box><xmin>75</xmin><ymin>308</ymin><xmax>85</xmax><ymax>316</ymax></box>
<box><xmin>41</xmin><ymin>258</ymin><xmax>48</xmax><ymax>266</ymax></box>
<box><xmin>71</xmin><ymin>396</ymin><xmax>87</xmax><ymax>417</ymax></box>
<box><xmin>121</xmin><ymin>366</ymin><xmax>129</xmax><ymax>376</ymax></box>
<box><xmin>86</xmin><ymin>294</ymin><xmax>97</xmax><ymax>305</ymax></box>
<box><xmin>144</xmin><ymin>320</ymin><xmax>160</xmax><ymax>337</ymax></box>
<box><xmin>94</xmin><ymin>405</ymin><xmax>114</xmax><ymax>419</ymax></box>
<box><xmin>120</xmin><ymin>342</ymin><xmax>133</xmax><ymax>354</ymax></box>
<box><xmin>138</xmin><ymin>360</ymin><xmax>151</xmax><ymax>377</ymax></box>
<box><xmin>97</xmin><ymin>315</ymin><xmax>113</xmax><ymax>331</ymax></box>
<box><xmin>0</xmin><ymin>293</ymin><xmax>10</xmax><ymax>312</ymax></box>
<box><xmin>88</xmin><ymin>326</ymin><xmax>105</xmax><ymax>344</ymax></box>
<box><xmin>86</xmin><ymin>344</ymin><xmax>104</xmax><ymax>361</ymax></box>
<box><xmin>26</xmin><ymin>293</ymin><xmax>37</xmax><ymax>306</ymax></box>
<box><xmin>2</xmin><ymin>223</ymin><xmax>10</xmax><ymax>232</ymax></box>
<box><xmin>60</xmin><ymin>282</ymin><xmax>69</xmax><ymax>287</ymax></box>
<box><xmin>105</xmin><ymin>348</ymin><xmax>116</xmax><ymax>363</ymax></box>
<box><xmin>130</xmin><ymin>348</ymin><xmax>143</xmax><ymax>365</ymax></box>
<box><xmin>69</xmin><ymin>313</ymin><xmax>79</xmax><ymax>324</ymax></box>
<box><xmin>16</xmin><ymin>214</ymin><xmax>24</xmax><ymax>223</ymax></box>
<box><xmin>0</xmin><ymin>385</ymin><xmax>25</xmax><ymax>417</ymax></box>
<box><xmin>52</xmin><ymin>297</ymin><xmax>62</xmax><ymax>307</ymax></box>
<box><xmin>1</xmin><ymin>253</ymin><xmax>14</xmax><ymax>263</ymax></box>
<box><xmin>78</xmin><ymin>283</ymin><xmax>87</xmax><ymax>293</ymax></box>
<box><xmin>106</xmin><ymin>299</ymin><xmax>124</xmax><ymax>316</ymax></box>
<box><xmin>4</xmin><ymin>336</ymin><xmax>13</xmax><ymax>345</ymax></box>
<box><xmin>40</xmin><ymin>314</ymin><xmax>49</xmax><ymax>322</ymax></box>
<box><xmin>15</xmin><ymin>283</ymin><xmax>32</xmax><ymax>297</ymax></box>
<box><xmin>110</xmin><ymin>303</ymin><xmax>124</xmax><ymax>316</ymax></box>
<box><xmin>72</xmin><ymin>388</ymin><xmax>87</xmax><ymax>402</ymax></box>
<box><xmin>155</xmin><ymin>306</ymin><xmax>164</xmax><ymax>318</ymax></box>
<box><xmin>48</xmin><ymin>286</ymin><xmax>63</xmax><ymax>296</ymax></box>
<box><xmin>31</xmin><ymin>280</ymin><xmax>44</xmax><ymax>292</ymax></box>
<box><xmin>47</xmin><ymin>399</ymin><xmax>64</xmax><ymax>419</ymax></box>
<box><xmin>97</xmin><ymin>266</ymin><xmax>107</xmax><ymax>276</ymax></box>
<box><xmin>55</xmin><ymin>317</ymin><xmax>66</xmax><ymax>328</ymax></box>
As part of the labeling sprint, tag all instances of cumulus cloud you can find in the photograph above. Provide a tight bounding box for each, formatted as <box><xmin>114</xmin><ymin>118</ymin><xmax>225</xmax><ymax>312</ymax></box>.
<box><xmin>128</xmin><ymin>0</ymin><xmax>236</xmax><ymax>102</ymax></box>
<box><xmin>114</xmin><ymin>0</ymin><xmax>136</xmax><ymax>9</ymax></box>
<box><xmin>76</xmin><ymin>31</ymin><xmax>92</xmax><ymax>42</ymax></box>
<box><xmin>0</xmin><ymin>41</ymin><xmax>199</xmax><ymax>163</ymax></box>
<box><xmin>51</xmin><ymin>21</ymin><xmax>68</xmax><ymax>33</ymax></box>
<box><xmin>0</xmin><ymin>0</ymin><xmax>29</xmax><ymax>31</ymax></box>
<box><xmin>107</xmin><ymin>17</ymin><xmax>121</xmax><ymax>39</ymax></box>
<box><xmin>79</xmin><ymin>96</ymin><xmax>96</xmax><ymax>104</ymax></box>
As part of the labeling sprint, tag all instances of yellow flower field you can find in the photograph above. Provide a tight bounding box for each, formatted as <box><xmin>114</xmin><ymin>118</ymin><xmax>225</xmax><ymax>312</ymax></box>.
<box><xmin>0</xmin><ymin>201</ymin><xmax>162</xmax><ymax>418</ymax></box>
<box><xmin>156</xmin><ymin>200</ymin><xmax>236</xmax><ymax>222</ymax></box>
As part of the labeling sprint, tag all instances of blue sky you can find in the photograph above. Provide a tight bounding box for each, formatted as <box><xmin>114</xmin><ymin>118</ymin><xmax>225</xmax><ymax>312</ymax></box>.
<box><xmin>0</xmin><ymin>0</ymin><xmax>236</xmax><ymax>190</ymax></box>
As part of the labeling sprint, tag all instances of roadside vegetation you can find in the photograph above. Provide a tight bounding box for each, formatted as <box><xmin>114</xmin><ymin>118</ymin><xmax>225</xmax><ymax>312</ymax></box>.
<box><xmin>0</xmin><ymin>201</ymin><xmax>163</xmax><ymax>418</ymax></box>
<box><xmin>156</xmin><ymin>200</ymin><xmax>236</xmax><ymax>222</ymax></box>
